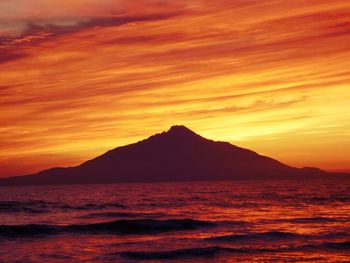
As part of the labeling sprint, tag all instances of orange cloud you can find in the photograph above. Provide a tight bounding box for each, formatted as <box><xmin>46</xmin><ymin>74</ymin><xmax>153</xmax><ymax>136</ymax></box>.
<box><xmin>0</xmin><ymin>0</ymin><xmax>188</xmax><ymax>39</ymax></box>
<box><xmin>0</xmin><ymin>0</ymin><xmax>350</xmax><ymax>177</ymax></box>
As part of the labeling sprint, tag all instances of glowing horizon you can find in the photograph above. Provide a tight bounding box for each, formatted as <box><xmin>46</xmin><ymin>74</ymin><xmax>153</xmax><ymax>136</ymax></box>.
<box><xmin>1</xmin><ymin>0</ymin><xmax>350</xmax><ymax>177</ymax></box>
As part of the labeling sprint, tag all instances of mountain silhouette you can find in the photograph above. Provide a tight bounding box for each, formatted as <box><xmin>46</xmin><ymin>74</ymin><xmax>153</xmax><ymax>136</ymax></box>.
<box><xmin>0</xmin><ymin>125</ymin><xmax>348</xmax><ymax>186</ymax></box>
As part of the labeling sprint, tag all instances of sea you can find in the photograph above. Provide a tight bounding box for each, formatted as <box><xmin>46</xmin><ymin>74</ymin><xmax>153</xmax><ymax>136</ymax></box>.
<box><xmin>1</xmin><ymin>180</ymin><xmax>350</xmax><ymax>262</ymax></box>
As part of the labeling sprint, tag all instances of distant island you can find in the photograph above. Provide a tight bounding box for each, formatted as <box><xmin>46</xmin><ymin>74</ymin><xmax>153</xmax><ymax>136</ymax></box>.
<box><xmin>0</xmin><ymin>125</ymin><xmax>348</xmax><ymax>186</ymax></box>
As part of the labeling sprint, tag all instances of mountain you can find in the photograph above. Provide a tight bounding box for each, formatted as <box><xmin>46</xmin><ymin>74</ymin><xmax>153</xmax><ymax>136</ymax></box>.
<box><xmin>0</xmin><ymin>125</ymin><xmax>348</xmax><ymax>186</ymax></box>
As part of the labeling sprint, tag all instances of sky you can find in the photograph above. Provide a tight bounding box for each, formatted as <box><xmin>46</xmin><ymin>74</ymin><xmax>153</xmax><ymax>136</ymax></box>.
<box><xmin>0</xmin><ymin>0</ymin><xmax>350</xmax><ymax>177</ymax></box>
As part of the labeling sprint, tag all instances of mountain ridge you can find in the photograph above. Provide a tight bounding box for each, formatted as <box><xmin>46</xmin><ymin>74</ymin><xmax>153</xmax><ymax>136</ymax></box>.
<box><xmin>0</xmin><ymin>125</ymin><xmax>348</xmax><ymax>186</ymax></box>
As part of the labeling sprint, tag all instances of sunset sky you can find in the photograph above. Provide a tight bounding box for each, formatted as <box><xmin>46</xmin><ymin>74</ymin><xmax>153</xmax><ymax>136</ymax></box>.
<box><xmin>0</xmin><ymin>0</ymin><xmax>350</xmax><ymax>177</ymax></box>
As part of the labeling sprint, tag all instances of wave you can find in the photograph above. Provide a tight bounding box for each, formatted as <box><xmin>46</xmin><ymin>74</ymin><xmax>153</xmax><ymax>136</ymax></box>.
<box><xmin>119</xmin><ymin>247</ymin><xmax>226</xmax><ymax>260</ymax></box>
<box><xmin>208</xmin><ymin>230</ymin><xmax>350</xmax><ymax>244</ymax></box>
<box><xmin>118</xmin><ymin>240</ymin><xmax>350</xmax><ymax>260</ymax></box>
<box><xmin>79</xmin><ymin>211</ymin><xmax>166</xmax><ymax>219</ymax></box>
<box><xmin>298</xmin><ymin>240</ymin><xmax>350</xmax><ymax>251</ymax></box>
<box><xmin>118</xmin><ymin>246</ymin><xmax>274</xmax><ymax>260</ymax></box>
<box><xmin>57</xmin><ymin>202</ymin><xmax>127</xmax><ymax>210</ymax></box>
<box><xmin>0</xmin><ymin>200</ymin><xmax>50</xmax><ymax>213</ymax></box>
<box><xmin>0</xmin><ymin>200</ymin><xmax>126</xmax><ymax>213</ymax></box>
<box><xmin>208</xmin><ymin>231</ymin><xmax>303</xmax><ymax>242</ymax></box>
<box><xmin>320</xmin><ymin>241</ymin><xmax>350</xmax><ymax>250</ymax></box>
<box><xmin>286</xmin><ymin>217</ymin><xmax>338</xmax><ymax>223</ymax></box>
<box><xmin>69</xmin><ymin>218</ymin><xmax>214</xmax><ymax>234</ymax></box>
<box><xmin>0</xmin><ymin>218</ymin><xmax>214</xmax><ymax>238</ymax></box>
<box><xmin>260</xmin><ymin>216</ymin><xmax>344</xmax><ymax>225</ymax></box>
<box><xmin>308</xmin><ymin>195</ymin><xmax>350</xmax><ymax>204</ymax></box>
<box><xmin>0</xmin><ymin>224</ymin><xmax>60</xmax><ymax>238</ymax></box>
<box><xmin>285</xmin><ymin>240</ymin><xmax>350</xmax><ymax>252</ymax></box>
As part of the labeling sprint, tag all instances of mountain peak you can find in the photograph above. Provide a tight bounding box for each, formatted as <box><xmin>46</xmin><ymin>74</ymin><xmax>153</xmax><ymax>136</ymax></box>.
<box><xmin>168</xmin><ymin>125</ymin><xmax>193</xmax><ymax>133</ymax></box>
<box><xmin>166</xmin><ymin>125</ymin><xmax>199</xmax><ymax>138</ymax></box>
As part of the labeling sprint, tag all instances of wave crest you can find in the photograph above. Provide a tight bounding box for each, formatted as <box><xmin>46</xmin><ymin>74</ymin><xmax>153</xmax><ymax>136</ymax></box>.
<box><xmin>0</xmin><ymin>218</ymin><xmax>214</xmax><ymax>238</ymax></box>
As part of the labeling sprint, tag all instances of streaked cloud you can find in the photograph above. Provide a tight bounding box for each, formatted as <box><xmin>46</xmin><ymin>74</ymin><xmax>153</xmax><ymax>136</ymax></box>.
<box><xmin>0</xmin><ymin>0</ymin><xmax>350</xmax><ymax>176</ymax></box>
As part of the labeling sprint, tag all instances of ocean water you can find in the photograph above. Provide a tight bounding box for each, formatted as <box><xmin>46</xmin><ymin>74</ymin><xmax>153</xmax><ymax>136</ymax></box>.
<box><xmin>1</xmin><ymin>180</ymin><xmax>350</xmax><ymax>262</ymax></box>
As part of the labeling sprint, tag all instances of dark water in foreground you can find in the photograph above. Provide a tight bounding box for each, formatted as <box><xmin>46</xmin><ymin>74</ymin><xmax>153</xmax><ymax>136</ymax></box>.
<box><xmin>1</xmin><ymin>180</ymin><xmax>350</xmax><ymax>262</ymax></box>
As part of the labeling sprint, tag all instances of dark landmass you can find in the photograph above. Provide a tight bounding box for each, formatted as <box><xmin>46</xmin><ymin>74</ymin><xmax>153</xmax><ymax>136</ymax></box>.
<box><xmin>0</xmin><ymin>125</ymin><xmax>348</xmax><ymax>186</ymax></box>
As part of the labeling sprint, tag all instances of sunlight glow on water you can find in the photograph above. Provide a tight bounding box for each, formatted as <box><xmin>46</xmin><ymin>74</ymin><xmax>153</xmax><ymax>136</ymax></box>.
<box><xmin>1</xmin><ymin>180</ymin><xmax>350</xmax><ymax>262</ymax></box>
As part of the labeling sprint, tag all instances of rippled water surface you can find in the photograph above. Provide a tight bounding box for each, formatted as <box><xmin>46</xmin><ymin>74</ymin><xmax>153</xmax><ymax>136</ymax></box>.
<box><xmin>1</xmin><ymin>180</ymin><xmax>350</xmax><ymax>262</ymax></box>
